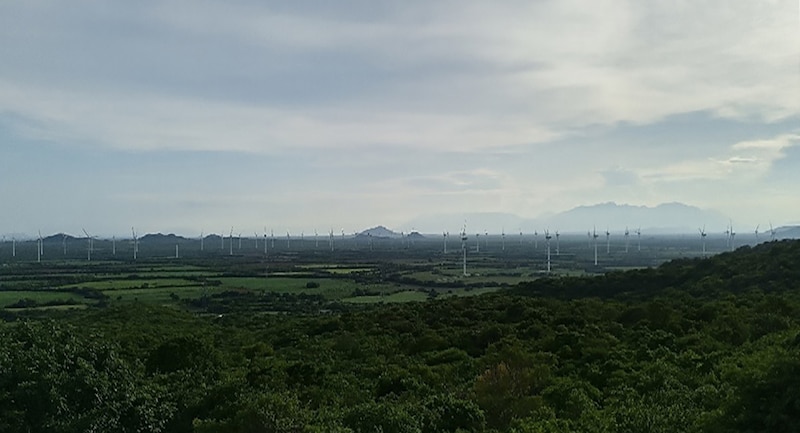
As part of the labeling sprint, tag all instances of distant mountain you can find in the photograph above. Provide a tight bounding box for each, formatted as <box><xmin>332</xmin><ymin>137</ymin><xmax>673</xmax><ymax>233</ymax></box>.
<box><xmin>357</xmin><ymin>226</ymin><xmax>401</xmax><ymax>239</ymax></box>
<box><xmin>775</xmin><ymin>225</ymin><xmax>800</xmax><ymax>239</ymax></box>
<box><xmin>404</xmin><ymin>202</ymin><xmax>728</xmax><ymax>234</ymax></box>
<box><xmin>140</xmin><ymin>233</ymin><xmax>187</xmax><ymax>242</ymax></box>
<box><xmin>43</xmin><ymin>233</ymin><xmax>79</xmax><ymax>242</ymax></box>
<box><xmin>540</xmin><ymin>202</ymin><xmax>729</xmax><ymax>233</ymax></box>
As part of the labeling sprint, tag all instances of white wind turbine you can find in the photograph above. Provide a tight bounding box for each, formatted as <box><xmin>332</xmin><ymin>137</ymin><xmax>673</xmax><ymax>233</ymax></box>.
<box><xmin>605</xmin><ymin>228</ymin><xmax>611</xmax><ymax>254</ymax></box>
<box><xmin>264</xmin><ymin>227</ymin><xmax>268</xmax><ymax>255</ymax></box>
<box><xmin>315</xmin><ymin>230</ymin><xmax>319</xmax><ymax>249</ymax></box>
<box><xmin>200</xmin><ymin>231</ymin><xmax>204</xmax><ymax>252</ymax></box>
<box><xmin>62</xmin><ymin>233</ymin><xmax>68</xmax><ymax>256</ymax></box>
<box><xmin>329</xmin><ymin>228</ymin><xmax>334</xmax><ymax>251</ymax></box>
<box><xmin>519</xmin><ymin>229</ymin><xmax>523</xmax><ymax>247</ymax></box>
<box><xmin>545</xmin><ymin>229</ymin><xmax>553</xmax><ymax>273</ymax></box>
<box><xmin>254</xmin><ymin>232</ymin><xmax>259</xmax><ymax>250</ymax></box>
<box><xmin>534</xmin><ymin>230</ymin><xmax>539</xmax><ymax>249</ymax></box>
<box><xmin>769</xmin><ymin>222</ymin><xmax>777</xmax><ymax>241</ymax></box>
<box><xmin>501</xmin><ymin>228</ymin><xmax>506</xmax><ymax>252</ymax></box>
<box><xmin>37</xmin><ymin>230</ymin><xmax>43</xmax><ymax>263</ymax></box>
<box><xmin>286</xmin><ymin>231</ymin><xmax>291</xmax><ymax>249</ymax></box>
<box><xmin>699</xmin><ymin>226</ymin><xmax>707</xmax><ymax>256</ymax></box>
<box><xmin>729</xmin><ymin>221</ymin><xmax>736</xmax><ymax>251</ymax></box>
<box><xmin>12</xmin><ymin>236</ymin><xmax>16</xmax><ymax>258</ymax></box>
<box><xmin>229</xmin><ymin>227</ymin><xmax>234</xmax><ymax>256</ymax></box>
<box><xmin>460</xmin><ymin>223</ymin><xmax>469</xmax><ymax>276</ymax></box>
<box><xmin>443</xmin><ymin>231</ymin><xmax>448</xmax><ymax>254</ymax></box>
<box><xmin>624</xmin><ymin>227</ymin><xmax>630</xmax><ymax>253</ymax></box>
<box><xmin>83</xmin><ymin>228</ymin><xmax>94</xmax><ymax>261</ymax></box>
<box><xmin>593</xmin><ymin>227</ymin><xmax>600</xmax><ymax>266</ymax></box>
<box><xmin>555</xmin><ymin>230</ymin><xmax>560</xmax><ymax>256</ymax></box>
<box><xmin>475</xmin><ymin>232</ymin><xmax>480</xmax><ymax>253</ymax></box>
<box><xmin>636</xmin><ymin>227</ymin><xmax>642</xmax><ymax>252</ymax></box>
<box><xmin>131</xmin><ymin>227</ymin><xmax>139</xmax><ymax>260</ymax></box>
<box><xmin>754</xmin><ymin>224</ymin><xmax>760</xmax><ymax>243</ymax></box>
<box><xmin>112</xmin><ymin>235</ymin><xmax>116</xmax><ymax>256</ymax></box>
<box><xmin>238</xmin><ymin>232</ymin><xmax>242</xmax><ymax>250</ymax></box>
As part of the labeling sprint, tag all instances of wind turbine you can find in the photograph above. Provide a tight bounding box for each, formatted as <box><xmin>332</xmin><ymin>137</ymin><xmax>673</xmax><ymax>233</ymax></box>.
<box><xmin>175</xmin><ymin>243</ymin><xmax>179</xmax><ymax>259</ymax></box>
<box><xmin>519</xmin><ymin>229</ymin><xmax>523</xmax><ymax>247</ymax></box>
<box><xmin>264</xmin><ymin>227</ymin><xmax>268</xmax><ymax>255</ymax></box>
<box><xmin>534</xmin><ymin>230</ymin><xmax>539</xmax><ymax>249</ymax></box>
<box><xmin>368</xmin><ymin>233</ymin><xmax>374</xmax><ymax>251</ymax></box>
<box><xmin>238</xmin><ymin>232</ymin><xmax>242</xmax><ymax>250</ymax></box>
<box><xmin>329</xmin><ymin>228</ymin><xmax>334</xmax><ymax>251</ymax></box>
<box><xmin>545</xmin><ymin>229</ymin><xmax>552</xmax><ymax>273</ymax></box>
<box><xmin>624</xmin><ymin>227</ymin><xmax>630</xmax><ymax>253</ymax></box>
<box><xmin>200</xmin><ymin>231</ymin><xmax>204</xmax><ymax>252</ymax></box>
<box><xmin>271</xmin><ymin>229</ymin><xmax>275</xmax><ymax>249</ymax></box>
<box><xmin>699</xmin><ymin>226</ymin><xmax>707</xmax><ymax>256</ymax></box>
<box><xmin>131</xmin><ymin>227</ymin><xmax>139</xmax><ymax>260</ymax></box>
<box><xmin>605</xmin><ymin>228</ymin><xmax>611</xmax><ymax>254</ymax></box>
<box><xmin>62</xmin><ymin>233</ymin><xmax>68</xmax><ymax>256</ymax></box>
<box><xmin>83</xmin><ymin>228</ymin><xmax>93</xmax><ymax>261</ymax></box>
<box><xmin>315</xmin><ymin>230</ymin><xmax>319</xmax><ymax>249</ymax></box>
<box><xmin>112</xmin><ymin>236</ymin><xmax>116</xmax><ymax>256</ymax></box>
<box><xmin>443</xmin><ymin>231</ymin><xmax>448</xmax><ymax>254</ymax></box>
<box><xmin>460</xmin><ymin>223</ymin><xmax>469</xmax><ymax>276</ymax></box>
<box><xmin>636</xmin><ymin>227</ymin><xmax>641</xmax><ymax>252</ymax></box>
<box><xmin>37</xmin><ymin>230</ymin><xmax>42</xmax><ymax>263</ymax></box>
<box><xmin>286</xmin><ymin>231</ymin><xmax>291</xmax><ymax>249</ymax></box>
<box><xmin>220</xmin><ymin>230</ymin><xmax>225</xmax><ymax>250</ymax></box>
<box><xmin>229</xmin><ymin>227</ymin><xmax>233</xmax><ymax>256</ymax></box>
<box><xmin>12</xmin><ymin>237</ymin><xmax>16</xmax><ymax>257</ymax></box>
<box><xmin>501</xmin><ymin>228</ymin><xmax>506</xmax><ymax>252</ymax></box>
<box><xmin>769</xmin><ymin>222</ymin><xmax>777</xmax><ymax>241</ymax></box>
<box><xmin>729</xmin><ymin>221</ymin><xmax>736</xmax><ymax>251</ymax></box>
<box><xmin>593</xmin><ymin>227</ymin><xmax>599</xmax><ymax>266</ymax></box>
<box><xmin>754</xmin><ymin>224</ymin><xmax>760</xmax><ymax>243</ymax></box>
<box><xmin>254</xmin><ymin>232</ymin><xmax>259</xmax><ymax>250</ymax></box>
<box><xmin>555</xmin><ymin>230</ymin><xmax>560</xmax><ymax>256</ymax></box>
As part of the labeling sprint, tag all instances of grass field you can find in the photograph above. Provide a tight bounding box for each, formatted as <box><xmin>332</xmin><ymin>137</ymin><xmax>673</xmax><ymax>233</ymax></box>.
<box><xmin>0</xmin><ymin>290</ymin><xmax>89</xmax><ymax>307</ymax></box>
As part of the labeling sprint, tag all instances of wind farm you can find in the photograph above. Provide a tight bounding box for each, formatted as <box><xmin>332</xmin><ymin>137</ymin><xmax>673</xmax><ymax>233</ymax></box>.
<box><xmin>1</xmin><ymin>220</ymin><xmax>793</xmax><ymax>314</ymax></box>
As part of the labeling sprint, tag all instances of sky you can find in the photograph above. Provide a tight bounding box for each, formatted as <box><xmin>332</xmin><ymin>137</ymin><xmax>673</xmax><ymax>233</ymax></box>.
<box><xmin>1</xmin><ymin>1</ymin><xmax>799</xmax><ymax>237</ymax></box>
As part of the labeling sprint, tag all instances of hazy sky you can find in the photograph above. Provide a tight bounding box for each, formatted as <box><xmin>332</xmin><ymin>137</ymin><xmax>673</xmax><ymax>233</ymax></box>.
<box><xmin>1</xmin><ymin>1</ymin><xmax>799</xmax><ymax>236</ymax></box>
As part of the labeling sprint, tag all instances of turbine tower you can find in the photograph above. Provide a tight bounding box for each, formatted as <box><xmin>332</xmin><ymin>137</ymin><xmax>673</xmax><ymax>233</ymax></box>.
<box><xmin>229</xmin><ymin>227</ymin><xmax>234</xmax><ymax>256</ymax></box>
<box><xmin>460</xmin><ymin>224</ymin><xmax>469</xmax><ymax>276</ymax></box>
<box><xmin>329</xmin><ymin>228</ymin><xmax>334</xmax><ymax>251</ymax></box>
<box><xmin>624</xmin><ymin>227</ymin><xmax>630</xmax><ymax>253</ymax></box>
<box><xmin>112</xmin><ymin>235</ymin><xmax>116</xmax><ymax>256</ymax></box>
<box><xmin>37</xmin><ymin>230</ymin><xmax>42</xmax><ymax>263</ymax></box>
<box><xmin>729</xmin><ymin>221</ymin><xmax>736</xmax><ymax>251</ymax></box>
<box><xmin>443</xmin><ymin>231</ymin><xmax>448</xmax><ymax>254</ymax></box>
<box><xmin>501</xmin><ymin>228</ymin><xmax>506</xmax><ymax>252</ymax></box>
<box><xmin>534</xmin><ymin>230</ymin><xmax>539</xmax><ymax>249</ymax></box>
<box><xmin>636</xmin><ymin>227</ymin><xmax>641</xmax><ymax>252</ymax></box>
<box><xmin>699</xmin><ymin>226</ymin><xmax>707</xmax><ymax>256</ymax></box>
<box><xmin>83</xmin><ymin>228</ymin><xmax>93</xmax><ymax>261</ymax></box>
<box><xmin>315</xmin><ymin>230</ymin><xmax>319</xmax><ymax>249</ymax></box>
<box><xmin>264</xmin><ymin>227</ymin><xmax>268</xmax><ymax>255</ymax></box>
<box><xmin>593</xmin><ymin>227</ymin><xmax>600</xmax><ymax>266</ymax></box>
<box><xmin>545</xmin><ymin>229</ymin><xmax>553</xmax><ymax>273</ymax></box>
<box><xmin>555</xmin><ymin>230</ymin><xmax>560</xmax><ymax>256</ymax></box>
<box><xmin>754</xmin><ymin>224</ymin><xmax>760</xmax><ymax>243</ymax></box>
<box><xmin>769</xmin><ymin>222</ymin><xmax>777</xmax><ymax>241</ymax></box>
<box><xmin>605</xmin><ymin>228</ymin><xmax>611</xmax><ymax>254</ymax></box>
<box><xmin>200</xmin><ymin>231</ymin><xmax>204</xmax><ymax>252</ymax></box>
<box><xmin>62</xmin><ymin>233</ymin><xmax>68</xmax><ymax>256</ymax></box>
<box><xmin>131</xmin><ymin>227</ymin><xmax>139</xmax><ymax>260</ymax></box>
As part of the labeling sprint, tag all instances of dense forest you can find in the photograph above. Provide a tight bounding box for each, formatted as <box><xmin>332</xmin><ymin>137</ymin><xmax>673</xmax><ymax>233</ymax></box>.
<box><xmin>2</xmin><ymin>240</ymin><xmax>800</xmax><ymax>432</ymax></box>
